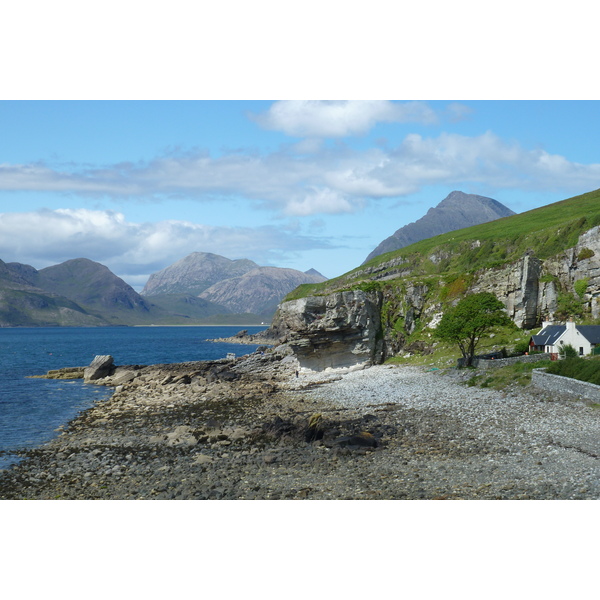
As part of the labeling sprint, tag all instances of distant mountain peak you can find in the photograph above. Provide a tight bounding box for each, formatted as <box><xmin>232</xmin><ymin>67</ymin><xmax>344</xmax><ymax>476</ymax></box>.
<box><xmin>364</xmin><ymin>190</ymin><xmax>515</xmax><ymax>263</ymax></box>
<box><xmin>305</xmin><ymin>268</ymin><xmax>326</xmax><ymax>279</ymax></box>
<box><xmin>141</xmin><ymin>252</ymin><xmax>259</xmax><ymax>296</ymax></box>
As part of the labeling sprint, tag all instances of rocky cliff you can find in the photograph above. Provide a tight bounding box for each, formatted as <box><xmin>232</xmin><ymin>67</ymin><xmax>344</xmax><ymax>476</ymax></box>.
<box><xmin>267</xmin><ymin>290</ymin><xmax>383</xmax><ymax>371</ymax></box>
<box><xmin>267</xmin><ymin>189</ymin><xmax>600</xmax><ymax>371</ymax></box>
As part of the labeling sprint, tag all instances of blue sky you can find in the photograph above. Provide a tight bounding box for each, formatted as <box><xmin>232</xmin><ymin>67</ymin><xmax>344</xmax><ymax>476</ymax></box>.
<box><xmin>1</xmin><ymin>99</ymin><xmax>600</xmax><ymax>291</ymax></box>
<box><xmin>1</xmin><ymin>3</ymin><xmax>599</xmax><ymax>293</ymax></box>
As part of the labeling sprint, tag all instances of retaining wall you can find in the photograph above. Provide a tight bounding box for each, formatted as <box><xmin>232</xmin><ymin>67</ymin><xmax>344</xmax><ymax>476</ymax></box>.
<box><xmin>531</xmin><ymin>368</ymin><xmax>600</xmax><ymax>401</ymax></box>
<box><xmin>458</xmin><ymin>353</ymin><xmax>551</xmax><ymax>369</ymax></box>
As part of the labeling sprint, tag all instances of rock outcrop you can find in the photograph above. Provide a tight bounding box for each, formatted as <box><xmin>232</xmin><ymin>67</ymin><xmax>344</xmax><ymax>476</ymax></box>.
<box><xmin>268</xmin><ymin>290</ymin><xmax>383</xmax><ymax>371</ymax></box>
<box><xmin>266</xmin><ymin>225</ymin><xmax>600</xmax><ymax>369</ymax></box>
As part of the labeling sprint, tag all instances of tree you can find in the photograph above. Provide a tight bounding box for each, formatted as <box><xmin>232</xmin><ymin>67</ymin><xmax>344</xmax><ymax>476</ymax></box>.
<box><xmin>434</xmin><ymin>292</ymin><xmax>513</xmax><ymax>367</ymax></box>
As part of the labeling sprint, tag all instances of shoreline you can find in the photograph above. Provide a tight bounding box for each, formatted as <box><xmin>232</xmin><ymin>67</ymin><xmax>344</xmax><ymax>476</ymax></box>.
<box><xmin>2</xmin><ymin>350</ymin><xmax>600</xmax><ymax>500</ymax></box>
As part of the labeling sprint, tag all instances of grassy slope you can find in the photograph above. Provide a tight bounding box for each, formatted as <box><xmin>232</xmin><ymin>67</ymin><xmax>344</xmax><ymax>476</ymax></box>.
<box><xmin>286</xmin><ymin>188</ymin><xmax>600</xmax><ymax>301</ymax></box>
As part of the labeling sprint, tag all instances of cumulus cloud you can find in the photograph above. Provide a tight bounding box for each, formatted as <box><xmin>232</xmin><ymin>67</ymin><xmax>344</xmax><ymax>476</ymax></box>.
<box><xmin>0</xmin><ymin>209</ymin><xmax>334</xmax><ymax>289</ymax></box>
<box><xmin>1</xmin><ymin>131</ymin><xmax>599</xmax><ymax>218</ymax></box>
<box><xmin>250</xmin><ymin>100</ymin><xmax>438</xmax><ymax>137</ymax></box>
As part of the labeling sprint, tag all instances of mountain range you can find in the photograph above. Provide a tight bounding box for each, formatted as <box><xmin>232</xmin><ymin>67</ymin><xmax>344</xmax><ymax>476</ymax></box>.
<box><xmin>0</xmin><ymin>190</ymin><xmax>518</xmax><ymax>327</ymax></box>
<box><xmin>0</xmin><ymin>253</ymin><xmax>327</xmax><ymax>327</ymax></box>
<box><xmin>364</xmin><ymin>190</ymin><xmax>515</xmax><ymax>263</ymax></box>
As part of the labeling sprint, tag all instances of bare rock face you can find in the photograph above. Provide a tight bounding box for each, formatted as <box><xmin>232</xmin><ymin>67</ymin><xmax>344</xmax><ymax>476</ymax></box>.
<box><xmin>470</xmin><ymin>226</ymin><xmax>600</xmax><ymax>326</ymax></box>
<box><xmin>472</xmin><ymin>255</ymin><xmax>542</xmax><ymax>328</ymax></box>
<box><xmin>84</xmin><ymin>355</ymin><xmax>115</xmax><ymax>381</ymax></box>
<box><xmin>269</xmin><ymin>290</ymin><xmax>383</xmax><ymax>371</ymax></box>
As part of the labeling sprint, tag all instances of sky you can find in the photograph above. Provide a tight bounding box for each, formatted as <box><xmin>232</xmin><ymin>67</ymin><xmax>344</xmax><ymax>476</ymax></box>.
<box><xmin>2</xmin><ymin>99</ymin><xmax>600</xmax><ymax>291</ymax></box>
<box><xmin>1</xmin><ymin>2</ymin><xmax>599</xmax><ymax>297</ymax></box>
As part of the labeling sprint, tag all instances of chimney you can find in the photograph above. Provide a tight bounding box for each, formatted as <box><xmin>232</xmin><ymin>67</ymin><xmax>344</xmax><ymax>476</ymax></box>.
<box><xmin>566</xmin><ymin>317</ymin><xmax>575</xmax><ymax>331</ymax></box>
<box><xmin>542</xmin><ymin>320</ymin><xmax>552</xmax><ymax>329</ymax></box>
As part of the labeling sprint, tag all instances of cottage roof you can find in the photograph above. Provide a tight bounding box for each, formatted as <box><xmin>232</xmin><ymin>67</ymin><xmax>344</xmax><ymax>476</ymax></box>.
<box><xmin>530</xmin><ymin>324</ymin><xmax>600</xmax><ymax>347</ymax></box>
<box><xmin>575</xmin><ymin>326</ymin><xmax>600</xmax><ymax>344</ymax></box>
<box><xmin>531</xmin><ymin>325</ymin><xmax>565</xmax><ymax>346</ymax></box>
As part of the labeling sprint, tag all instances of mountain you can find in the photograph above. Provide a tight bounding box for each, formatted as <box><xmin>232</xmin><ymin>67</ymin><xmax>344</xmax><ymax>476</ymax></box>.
<box><xmin>36</xmin><ymin>258</ymin><xmax>152</xmax><ymax>316</ymax></box>
<box><xmin>0</xmin><ymin>259</ymin><xmax>108</xmax><ymax>327</ymax></box>
<box><xmin>146</xmin><ymin>293</ymin><xmax>232</xmax><ymax>319</ymax></box>
<box><xmin>305</xmin><ymin>268</ymin><xmax>326</xmax><ymax>278</ymax></box>
<box><xmin>1</xmin><ymin>257</ymin><xmax>195</xmax><ymax>326</ymax></box>
<box><xmin>141</xmin><ymin>253</ymin><xmax>328</xmax><ymax>317</ymax></box>
<box><xmin>364</xmin><ymin>190</ymin><xmax>515</xmax><ymax>263</ymax></box>
<box><xmin>198</xmin><ymin>266</ymin><xmax>328</xmax><ymax>316</ymax></box>
<box><xmin>0</xmin><ymin>251</ymin><xmax>326</xmax><ymax>326</ymax></box>
<box><xmin>141</xmin><ymin>252</ymin><xmax>259</xmax><ymax>296</ymax></box>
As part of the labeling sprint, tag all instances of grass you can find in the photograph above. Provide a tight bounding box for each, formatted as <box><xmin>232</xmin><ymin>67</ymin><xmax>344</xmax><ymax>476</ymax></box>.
<box><xmin>384</xmin><ymin>325</ymin><xmax>535</xmax><ymax>371</ymax></box>
<box><xmin>465</xmin><ymin>360</ymin><xmax>553</xmax><ymax>390</ymax></box>
<box><xmin>285</xmin><ymin>187</ymin><xmax>600</xmax><ymax>301</ymax></box>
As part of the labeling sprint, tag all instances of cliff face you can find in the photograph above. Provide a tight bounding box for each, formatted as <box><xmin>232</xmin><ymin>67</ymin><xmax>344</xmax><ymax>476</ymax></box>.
<box><xmin>268</xmin><ymin>291</ymin><xmax>383</xmax><ymax>371</ymax></box>
<box><xmin>269</xmin><ymin>225</ymin><xmax>600</xmax><ymax>371</ymax></box>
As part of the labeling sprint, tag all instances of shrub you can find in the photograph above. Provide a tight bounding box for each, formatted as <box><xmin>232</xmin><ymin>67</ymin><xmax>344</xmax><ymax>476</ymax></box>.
<box><xmin>547</xmin><ymin>356</ymin><xmax>600</xmax><ymax>385</ymax></box>
<box><xmin>559</xmin><ymin>343</ymin><xmax>578</xmax><ymax>359</ymax></box>
<box><xmin>513</xmin><ymin>339</ymin><xmax>532</xmax><ymax>354</ymax></box>
<box><xmin>574</xmin><ymin>278</ymin><xmax>589</xmax><ymax>299</ymax></box>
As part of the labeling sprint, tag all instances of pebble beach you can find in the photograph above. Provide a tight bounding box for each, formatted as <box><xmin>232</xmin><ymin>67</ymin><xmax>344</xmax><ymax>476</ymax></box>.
<box><xmin>2</xmin><ymin>350</ymin><xmax>600</xmax><ymax>500</ymax></box>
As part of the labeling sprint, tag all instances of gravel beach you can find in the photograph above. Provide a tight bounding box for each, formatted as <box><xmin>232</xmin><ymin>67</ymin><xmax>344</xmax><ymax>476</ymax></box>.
<box><xmin>2</xmin><ymin>350</ymin><xmax>600</xmax><ymax>500</ymax></box>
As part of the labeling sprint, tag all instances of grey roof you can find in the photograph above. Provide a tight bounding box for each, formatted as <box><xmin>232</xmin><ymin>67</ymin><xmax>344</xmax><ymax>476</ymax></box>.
<box><xmin>576</xmin><ymin>326</ymin><xmax>600</xmax><ymax>344</ymax></box>
<box><xmin>531</xmin><ymin>325</ymin><xmax>566</xmax><ymax>346</ymax></box>
<box><xmin>530</xmin><ymin>324</ymin><xmax>600</xmax><ymax>346</ymax></box>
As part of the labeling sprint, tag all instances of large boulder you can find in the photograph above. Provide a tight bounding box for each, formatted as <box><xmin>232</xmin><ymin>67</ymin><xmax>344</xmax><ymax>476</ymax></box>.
<box><xmin>84</xmin><ymin>355</ymin><xmax>115</xmax><ymax>381</ymax></box>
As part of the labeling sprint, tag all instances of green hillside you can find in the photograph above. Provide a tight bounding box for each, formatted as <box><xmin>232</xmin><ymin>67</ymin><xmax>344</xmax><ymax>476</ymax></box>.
<box><xmin>286</xmin><ymin>187</ymin><xmax>600</xmax><ymax>301</ymax></box>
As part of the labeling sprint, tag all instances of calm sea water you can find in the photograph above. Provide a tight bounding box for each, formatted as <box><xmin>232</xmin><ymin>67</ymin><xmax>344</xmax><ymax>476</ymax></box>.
<box><xmin>0</xmin><ymin>326</ymin><xmax>266</xmax><ymax>470</ymax></box>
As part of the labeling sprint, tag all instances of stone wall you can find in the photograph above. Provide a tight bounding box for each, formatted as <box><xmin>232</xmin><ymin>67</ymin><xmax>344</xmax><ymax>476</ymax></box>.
<box><xmin>458</xmin><ymin>353</ymin><xmax>550</xmax><ymax>369</ymax></box>
<box><xmin>531</xmin><ymin>368</ymin><xmax>600</xmax><ymax>401</ymax></box>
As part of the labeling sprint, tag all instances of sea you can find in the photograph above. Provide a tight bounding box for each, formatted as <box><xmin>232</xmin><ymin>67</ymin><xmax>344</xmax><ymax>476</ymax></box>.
<box><xmin>0</xmin><ymin>325</ymin><xmax>267</xmax><ymax>470</ymax></box>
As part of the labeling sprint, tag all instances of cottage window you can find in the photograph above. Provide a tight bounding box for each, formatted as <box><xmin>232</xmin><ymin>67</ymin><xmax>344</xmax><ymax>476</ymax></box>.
<box><xmin>579</xmin><ymin>347</ymin><xmax>584</xmax><ymax>356</ymax></box>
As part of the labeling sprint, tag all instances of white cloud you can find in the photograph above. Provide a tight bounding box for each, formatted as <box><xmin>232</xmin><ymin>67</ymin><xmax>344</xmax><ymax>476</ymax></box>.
<box><xmin>0</xmin><ymin>209</ymin><xmax>334</xmax><ymax>289</ymax></box>
<box><xmin>250</xmin><ymin>100</ymin><xmax>438</xmax><ymax>138</ymax></box>
<box><xmin>1</xmin><ymin>131</ymin><xmax>599</xmax><ymax>219</ymax></box>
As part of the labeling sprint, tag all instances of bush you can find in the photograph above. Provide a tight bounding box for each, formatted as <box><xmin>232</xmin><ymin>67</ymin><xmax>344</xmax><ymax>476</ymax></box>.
<box><xmin>574</xmin><ymin>278</ymin><xmax>589</xmax><ymax>299</ymax></box>
<box><xmin>513</xmin><ymin>339</ymin><xmax>531</xmax><ymax>354</ymax></box>
<box><xmin>546</xmin><ymin>356</ymin><xmax>600</xmax><ymax>385</ymax></box>
<box><xmin>559</xmin><ymin>343</ymin><xmax>578</xmax><ymax>359</ymax></box>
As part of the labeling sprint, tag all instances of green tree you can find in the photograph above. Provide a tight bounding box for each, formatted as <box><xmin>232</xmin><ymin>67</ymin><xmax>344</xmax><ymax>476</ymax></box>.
<box><xmin>434</xmin><ymin>292</ymin><xmax>514</xmax><ymax>367</ymax></box>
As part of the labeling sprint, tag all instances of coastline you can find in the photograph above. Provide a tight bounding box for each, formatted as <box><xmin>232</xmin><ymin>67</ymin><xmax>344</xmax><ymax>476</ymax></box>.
<box><xmin>2</xmin><ymin>349</ymin><xmax>600</xmax><ymax>500</ymax></box>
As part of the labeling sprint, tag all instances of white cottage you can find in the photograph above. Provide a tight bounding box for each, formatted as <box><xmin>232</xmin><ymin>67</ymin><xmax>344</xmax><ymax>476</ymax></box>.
<box><xmin>529</xmin><ymin>320</ymin><xmax>600</xmax><ymax>358</ymax></box>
